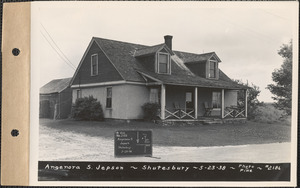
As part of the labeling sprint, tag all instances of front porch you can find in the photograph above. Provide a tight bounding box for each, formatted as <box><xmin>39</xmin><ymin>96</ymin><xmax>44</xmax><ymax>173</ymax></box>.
<box><xmin>155</xmin><ymin>84</ymin><xmax>248</xmax><ymax>121</ymax></box>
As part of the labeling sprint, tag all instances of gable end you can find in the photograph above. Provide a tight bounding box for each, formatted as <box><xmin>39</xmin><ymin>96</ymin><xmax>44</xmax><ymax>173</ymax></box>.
<box><xmin>71</xmin><ymin>39</ymin><xmax>124</xmax><ymax>86</ymax></box>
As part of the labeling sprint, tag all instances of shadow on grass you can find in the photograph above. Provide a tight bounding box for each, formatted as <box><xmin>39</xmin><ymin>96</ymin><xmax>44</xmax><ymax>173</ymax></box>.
<box><xmin>39</xmin><ymin>118</ymin><xmax>291</xmax><ymax>147</ymax></box>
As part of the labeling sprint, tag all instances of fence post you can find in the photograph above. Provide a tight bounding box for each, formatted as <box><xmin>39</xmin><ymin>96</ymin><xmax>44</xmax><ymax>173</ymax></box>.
<box><xmin>54</xmin><ymin>104</ymin><xmax>58</xmax><ymax>120</ymax></box>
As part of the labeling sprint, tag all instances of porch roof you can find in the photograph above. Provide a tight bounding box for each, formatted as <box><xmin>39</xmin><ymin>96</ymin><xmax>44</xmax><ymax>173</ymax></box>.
<box><xmin>136</xmin><ymin>69</ymin><xmax>248</xmax><ymax>90</ymax></box>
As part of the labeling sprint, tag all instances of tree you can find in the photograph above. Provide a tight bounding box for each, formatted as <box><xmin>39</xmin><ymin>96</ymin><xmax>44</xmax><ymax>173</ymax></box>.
<box><xmin>233</xmin><ymin>80</ymin><xmax>262</xmax><ymax>119</ymax></box>
<box><xmin>267</xmin><ymin>40</ymin><xmax>292</xmax><ymax>115</ymax></box>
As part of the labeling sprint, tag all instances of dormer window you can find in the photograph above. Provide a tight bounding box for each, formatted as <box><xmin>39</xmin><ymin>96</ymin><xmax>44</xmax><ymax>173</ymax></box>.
<box><xmin>209</xmin><ymin>61</ymin><xmax>216</xmax><ymax>78</ymax></box>
<box><xmin>209</xmin><ymin>57</ymin><xmax>218</xmax><ymax>79</ymax></box>
<box><xmin>91</xmin><ymin>54</ymin><xmax>98</xmax><ymax>76</ymax></box>
<box><xmin>157</xmin><ymin>52</ymin><xmax>170</xmax><ymax>74</ymax></box>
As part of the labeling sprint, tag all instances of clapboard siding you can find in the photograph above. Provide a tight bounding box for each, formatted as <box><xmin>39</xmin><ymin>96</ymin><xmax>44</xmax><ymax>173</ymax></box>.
<box><xmin>72</xmin><ymin>41</ymin><xmax>123</xmax><ymax>85</ymax></box>
<box><xmin>59</xmin><ymin>87</ymin><xmax>72</xmax><ymax>119</ymax></box>
<box><xmin>72</xmin><ymin>84</ymin><xmax>149</xmax><ymax>119</ymax></box>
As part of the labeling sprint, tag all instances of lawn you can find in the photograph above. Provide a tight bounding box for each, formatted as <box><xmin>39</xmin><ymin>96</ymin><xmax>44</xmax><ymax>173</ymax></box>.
<box><xmin>40</xmin><ymin>118</ymin><xmax>291</xmax><ymax>147</ymax></box>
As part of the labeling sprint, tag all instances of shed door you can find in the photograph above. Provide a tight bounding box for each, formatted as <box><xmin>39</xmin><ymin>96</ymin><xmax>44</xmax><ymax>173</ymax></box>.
<box><xmin>40</xmin><ymin>100</ymin><xmax>50</xmax><ymax>118</ymax></box>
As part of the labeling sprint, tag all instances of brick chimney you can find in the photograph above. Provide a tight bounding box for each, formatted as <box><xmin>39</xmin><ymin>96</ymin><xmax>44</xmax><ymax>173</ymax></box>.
<box><xmin>164</xmin><ymin>35</ymin><xmax>173</xmax><ymax>51</ymax></box>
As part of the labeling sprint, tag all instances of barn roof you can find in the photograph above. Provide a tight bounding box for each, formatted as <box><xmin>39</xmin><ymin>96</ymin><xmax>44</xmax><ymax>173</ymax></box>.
<box><xmin>40</xmin><ymin>77</ymin><xmax>72</xmax><ymax>94</ymax></box>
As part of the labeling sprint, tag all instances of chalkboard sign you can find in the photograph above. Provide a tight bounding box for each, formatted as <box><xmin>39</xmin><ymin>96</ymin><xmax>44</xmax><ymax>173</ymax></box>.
<box><xmin>115</xmin><ymin>130</ymin><xmax>152</xmax><ymax>157</ymax></box>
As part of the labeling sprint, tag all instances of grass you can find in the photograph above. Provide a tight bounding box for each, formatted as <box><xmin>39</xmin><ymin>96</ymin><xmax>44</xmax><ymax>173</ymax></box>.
<box><xmin>40</xmin><ymin>118</ymin><xmax>291</xmax><ymax>147</ymax></box>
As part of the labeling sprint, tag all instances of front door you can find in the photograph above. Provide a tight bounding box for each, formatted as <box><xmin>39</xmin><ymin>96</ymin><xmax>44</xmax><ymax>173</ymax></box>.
<box><xmin>185</xmin><ymin>92</ymin><xmax>194</xmax><ymax>112</ymax></box>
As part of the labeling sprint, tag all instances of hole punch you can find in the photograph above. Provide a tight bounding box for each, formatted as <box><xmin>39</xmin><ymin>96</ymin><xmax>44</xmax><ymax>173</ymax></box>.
<box><xmin>11</xmin><ymin>129</ymin><xmax>19</xmax><ymax>137</ymax></box>
<box><xmin>12</xmin><ymin>48</ymin><xmax>20</xmax><ymax>56</ymax></box>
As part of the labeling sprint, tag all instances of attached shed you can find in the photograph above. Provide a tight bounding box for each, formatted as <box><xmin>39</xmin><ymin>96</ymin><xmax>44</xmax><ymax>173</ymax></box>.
<box><xmin>40</xmin><ymin>78</ymin><xmax>72</xmax><ymax>119</ymax></box>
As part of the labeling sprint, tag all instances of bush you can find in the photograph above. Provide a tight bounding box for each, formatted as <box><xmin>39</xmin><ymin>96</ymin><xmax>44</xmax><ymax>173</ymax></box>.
<box><xmin>233</xmin><ymin>79</ymin><xmax>262</xmax><ymax>120</ymax></box>
<box><xmin>142</xmin><ymin>102</ymin><xmax>160</xmax><ymax>121</ymax></box>
<box><xmin>72</xmin><ymin>96</ymin><xmax>104</xmax><ymax>121</ymax></box>
<box><xmin>251</xmin><ymin>103</ymin><xmax>287</xmax><ymax>123</ymax></box>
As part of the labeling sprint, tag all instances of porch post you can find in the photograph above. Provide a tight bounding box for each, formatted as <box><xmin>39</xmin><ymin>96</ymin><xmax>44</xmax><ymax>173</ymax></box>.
<box><xmin>221</xmin><ymin>89</ymin><xmax>224</xmax><ymax>118</ymax></box>
<box><xmin>244</xmin><ymin>89</ymin><xmax>248</xmax><ymax>118</ymax></box>
<box><xmin>160</xmin><ymin>84</ymin><xmax>166</xmax><ymax>120</ymax></box>
<box><xmin>194</xmin><ymin>87</ymin><xmax>198</xmax><ymax>119</ymax></box>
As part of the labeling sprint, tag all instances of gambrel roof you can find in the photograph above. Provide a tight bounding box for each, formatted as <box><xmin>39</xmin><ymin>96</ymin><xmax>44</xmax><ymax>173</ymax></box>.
<box><xmin>40</xmin><ymin>77</ymin><xmax>72</xmax><ymax>94</ymax></box>
<box><xmin>71</xmin><ymin>37</ymin><xmax>247</xmax><ymax>89</ymax></box>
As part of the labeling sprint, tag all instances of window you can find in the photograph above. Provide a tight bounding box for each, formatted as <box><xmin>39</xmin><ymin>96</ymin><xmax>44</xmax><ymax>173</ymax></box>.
<box><xmin>212</xmin><ymin>92</ymin><xmax>221</xmax><ymax>108</ymax></box>
<box><xmin>186</xmin><ymin>92</ymin><xmax>192</xmax><ymax>103</ymax></box>
<box><xmin>91</xmin><ymin>54</ymin><xmax>98</xmax><ymax>76</ymax></box>
<box><xmin>185</xmin><ymin>92</ymin><xmax>193</xmax><ymax>110</ymax></box>
<box><xmin>76</xmin><ymin>89</ymin><xmax>81</xmax><ymax>99</ymax></box>
<box><xmin>209</xmin><ymin>61</ymin><xmax>217</xmax><ymax>78</ymax></box>
<box><xmin>106</xmin><ymin>87</ymin><xmax>112</xmax><ymax>108</ymax></box>
<box><xmin>157</xmin><ymin>53</ymin><xmax>170</xmax><ymax>74</ymax></box>
<box><xmin>149</xmin><ymin>88</ymin><xmax>159</xmax><ymax>103</ymax></box>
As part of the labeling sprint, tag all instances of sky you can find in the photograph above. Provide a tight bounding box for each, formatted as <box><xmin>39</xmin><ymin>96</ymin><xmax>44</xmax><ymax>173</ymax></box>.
<box><xmin>32</xmin><ymin>1</ymin><xmax>298</xmax><ymax>102</ymax></box>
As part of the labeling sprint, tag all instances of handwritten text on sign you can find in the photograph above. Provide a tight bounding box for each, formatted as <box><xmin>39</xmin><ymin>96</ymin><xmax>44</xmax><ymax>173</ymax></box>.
<box><xmin>115</xmin><ymin>130</ymin><xmax>152</xmax><ymax>157</ymax></box>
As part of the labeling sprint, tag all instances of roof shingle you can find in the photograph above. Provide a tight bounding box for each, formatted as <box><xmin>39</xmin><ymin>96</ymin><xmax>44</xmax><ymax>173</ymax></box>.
<box><xmin>134</xmin><ymin>44</ymin><xmax>165</xmax><ymax>57</ymax></box>
<box><xmin>174</xmin><ymin>51</ymin><xmax>221</xmax><ymax>63</ymax></box>
<box><xmin>91</xmin><ymin>37</ymin><xmax>246</xmax><ymax>89</ymax></box>
<box><xmin>40</xmin><ymin>78</ymin><xmax>72</xmax><ymax>94</ymax></box>
<box><xmin>136</xmin><ymin>69</ymin><xmax>247</xmax><ymax>89</ymax></box>
<box><xmin>93</xmin><ymin>37</ymin><xmax>146</xmax><ymax>82</ymax></box>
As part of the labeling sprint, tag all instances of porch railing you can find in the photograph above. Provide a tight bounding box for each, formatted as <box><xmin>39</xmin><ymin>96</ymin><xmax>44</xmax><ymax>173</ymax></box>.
<box><xmin>224</xmin><ymin>106</ymin><xmax>246</xmax><ymax>118</ymax></box>
<box><xmin>164</xmin><ymin>108</ymin><xmax>195</xmax><ymax>119</ymax></box>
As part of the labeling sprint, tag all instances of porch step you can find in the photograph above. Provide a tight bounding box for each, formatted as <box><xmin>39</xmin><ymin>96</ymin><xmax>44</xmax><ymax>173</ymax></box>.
<box><xmin>202</xmin><ymin>119</ymin><xmax>223</xmax><ymax>125</ymax></box>
<box><xmin>161</xmin><ymin>120</ymin><xmax>202</xmax><ymax>126</ymax></box>
<box><xmin>158</xmin><ymin>118</ymin><xmax>247</xmax><ymax>126</ymax></box>
<box><xmin>160</xmin><ymin>119</ymin><xmax>224</xmax><ymax>126</ymax></box>
<box><xmin>222</xmin><ymin>118</ymin><xmax>247</xmax><ymax>124</ymax></box>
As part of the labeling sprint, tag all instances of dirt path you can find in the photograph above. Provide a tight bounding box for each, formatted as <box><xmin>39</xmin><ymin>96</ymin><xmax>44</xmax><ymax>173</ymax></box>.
<box><xmin>39</xmin><ymin>125</ymin><xmax>290</xmax><ymax>163</ymax></box>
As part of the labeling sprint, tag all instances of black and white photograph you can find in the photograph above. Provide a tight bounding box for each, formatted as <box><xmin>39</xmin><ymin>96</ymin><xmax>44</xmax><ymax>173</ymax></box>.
<box><xmin>28</xmin><ymin>1</ymin><xmax>298</xmax><ymax>186</ymax></box>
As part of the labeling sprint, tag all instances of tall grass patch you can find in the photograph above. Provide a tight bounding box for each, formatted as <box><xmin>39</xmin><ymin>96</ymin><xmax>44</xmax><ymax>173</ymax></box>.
<box><xmin>252</xmin><ymin>103</ymin><xmax>288</xmax><ymax>124</ymax></box>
